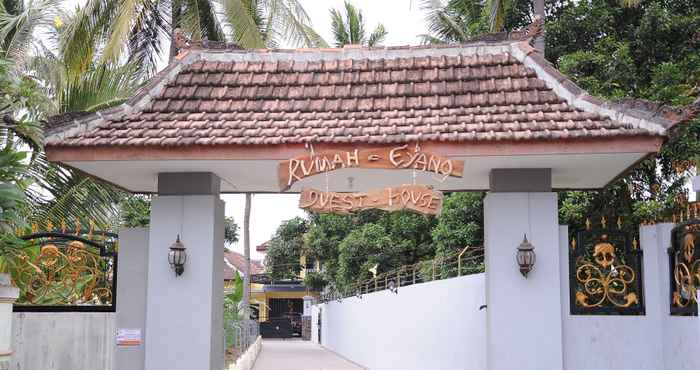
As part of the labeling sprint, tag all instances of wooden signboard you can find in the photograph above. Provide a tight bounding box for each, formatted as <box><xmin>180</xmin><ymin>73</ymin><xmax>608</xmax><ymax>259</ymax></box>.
<box><xmin>299</xmin><ymin>185</ymin><xmax>444</xmax><ymax>216</ymax></box>
<box><xmin>279</xmin><ymin>145</ymin><xmax>464</xmax><ymax>190</ymax></box>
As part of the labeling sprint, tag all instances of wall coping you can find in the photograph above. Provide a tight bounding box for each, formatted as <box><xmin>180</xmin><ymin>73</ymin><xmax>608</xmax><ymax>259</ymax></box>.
<box><xmin>0</xmin><ymin>274</ymin><xmax>18</xmax><ymax>302</ymax></box>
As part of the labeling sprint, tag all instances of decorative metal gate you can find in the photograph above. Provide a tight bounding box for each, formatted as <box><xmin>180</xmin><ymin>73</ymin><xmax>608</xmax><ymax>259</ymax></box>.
<box><xmin>569</xmin><ymin>217</ymin><xmax>645</xmax><ymax>315</ymax></box>
<box><xmin>669</xmin><ymin>209</ymin><xmax>700</xmax><ymax>316</ymax></box>
<box><xmin>6</xmin><ymin>222</ymin><xmax>118</xmax><ymax>312</ymax></box>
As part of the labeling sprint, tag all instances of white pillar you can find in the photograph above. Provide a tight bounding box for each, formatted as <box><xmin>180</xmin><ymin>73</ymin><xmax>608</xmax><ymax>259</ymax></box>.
<box><xmin>0</xmin><ymin>274</ymin><xmax>19</xmax><ymax>370</ymax></box>
<box><xmin>115</xmin><ymin>228</ymin><xmax>149</xmax><ymax>370</ymax></box>
<box><xmin>484</xmin><ymin>192</ymin><xmax>563</xmax><ymax>370</ymax></box>
<box><xmin>693</xmin><ymin>176</ymin><xmax>699</xmax><ymax>200</ymax></box>
<box><xmin>144</xmin><ymin>194</ymin><xmax>224</xmax><ymax>370</ymax></box>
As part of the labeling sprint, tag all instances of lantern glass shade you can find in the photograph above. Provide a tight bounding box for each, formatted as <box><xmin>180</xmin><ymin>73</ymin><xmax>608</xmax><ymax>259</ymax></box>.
<box><xmin>516</xmin><ymin>234</ymin><xmax>536</xmax><ymax>278</ymax></box>
<box><xmin>168</xmin><ymin>235</ymin><xmax>187</xmax><ymax>276</ymax></box>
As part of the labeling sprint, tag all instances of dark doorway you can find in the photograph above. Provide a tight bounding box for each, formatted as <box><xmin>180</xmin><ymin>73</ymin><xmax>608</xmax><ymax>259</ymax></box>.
<box><xmin>260</xmin><ymin>298</ymin><xmax>303</xmax><ymax>338</ymax></box>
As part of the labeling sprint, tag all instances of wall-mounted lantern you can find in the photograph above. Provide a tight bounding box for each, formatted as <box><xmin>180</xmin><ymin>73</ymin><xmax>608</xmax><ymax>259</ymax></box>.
<box><xmin>168</xmin><ymin>235</ymin><xmax>187</xmax><ymax>277</ymax></box>
<box><xmin>516</xmin><ymin>234</ymin><xmax>536</xmax><ymax>278</ymax></box>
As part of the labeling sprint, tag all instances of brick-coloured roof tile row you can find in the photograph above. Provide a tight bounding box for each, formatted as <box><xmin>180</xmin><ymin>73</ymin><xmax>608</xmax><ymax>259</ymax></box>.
<box><xmin>46</xmin><ymin>48</ymin><xmax>665</xmax><ymax>148</ymax></box>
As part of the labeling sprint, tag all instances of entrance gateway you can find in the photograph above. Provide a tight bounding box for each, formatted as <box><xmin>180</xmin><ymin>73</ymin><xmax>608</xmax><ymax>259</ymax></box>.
<box><xmin>43</xmin><ymin>19</ymin><xmax>693</xmax><ymax>370</ymax></box>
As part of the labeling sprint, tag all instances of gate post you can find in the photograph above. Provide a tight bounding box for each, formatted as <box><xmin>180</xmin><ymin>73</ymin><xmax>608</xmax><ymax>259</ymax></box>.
<box><xmin>484</xmin><ymin>169</ymin><xmax>564</xmax><ymax>370</ymax></box>
<box><xmin>0</xmin><ymin>273</ymin><xmax>19</xmax><ymax>370</ymax></box>
<box><xmin>144</xmin><ymin>173</ymin><xmax>224</xmax><ymax>370</ymax></box>
<box><xmin>301</xmin><ymin>295</ymin><xmax>313</xmax><ymax>340</ymax></box>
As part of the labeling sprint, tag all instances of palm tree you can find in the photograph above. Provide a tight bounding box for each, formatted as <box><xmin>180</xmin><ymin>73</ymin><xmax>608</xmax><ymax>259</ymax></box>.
<box><xmin>0</xmin><ymin>0</ymin><xmax>62</xmax><ymax>68</ymax></box>
<box><xmin>420</xmin><ymin>0</ymin><xmax>486</xmax><ymax>44</ymax></box>
<box><xmin>61</xmin><ymin>0</ymin><xmax>327</xmax><ymax>77</ymax></box>
<box><xmin>330</xmin><ymin>1</ymin><xmax>387</xmax><ymax>47</ymax></box>
<box><xmin>241</xmin><ymin>193</ymin><xmax>252</xmax><ymax>319</ymax></box>
<box><xmin>222</xmin><ymin>0</ymin><xmax>328</xmax><ymax>49</ymax></box>
<box><xmin>0</xmin><ymin>3</ymin><xmax>141</xmax><ymax>229</ymax></box>
<box><xmin>420</xmin><ymin>0</ymin><xmax>543</xmax><ymax>44</ymax></box>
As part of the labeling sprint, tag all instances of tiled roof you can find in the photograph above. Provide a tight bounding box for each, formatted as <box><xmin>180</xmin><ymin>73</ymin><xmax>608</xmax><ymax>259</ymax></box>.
<box><xmin>45</xmin><ymin>21</ymin><xmax>695</xmax><ymax>148</ymax></box>
<box><xmin>224</xmin><ymin>250</ymin><xmax>264</xmax><ymax>280</ymax></box>
<box><xmin>256</xmin><ymin>240</ymin><xmax>270</xmax><ymax>252</ymax></box>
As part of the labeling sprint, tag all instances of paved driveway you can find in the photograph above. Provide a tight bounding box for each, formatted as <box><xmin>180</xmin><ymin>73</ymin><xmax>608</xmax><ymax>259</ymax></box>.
<box><xmin>252</xmin><ymin>340</ymin><xmax>365</xmax><ymax>370</ymax></box>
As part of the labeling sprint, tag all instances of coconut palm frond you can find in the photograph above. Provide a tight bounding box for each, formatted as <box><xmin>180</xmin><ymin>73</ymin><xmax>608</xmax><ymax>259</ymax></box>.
<box><xmin>300</xmin><ymin>24</ymin><xmax>329</xmax><ymax>48</ymax></box>
<box><xmin>0</xmin><ymin>0</ymin><xmax>62</xmax><ymax>66</ymax></box>
<box><xmin>367</xmin><ymin>24</ymin><xmax>387</xmax><ymax>47</ymax></box>
<box><xmin>101</xmin><ymin>0</ymin><xmax>164</xmax><ymax>65</ymax></box>
<box><xmin>344</xmin><ymin>1</ymin><xmax>365</xmax><ymax>45</ymax></box>
<box><xmin>487</xmin><ymin>0</ymin><xmax>508</xmax><ymax>32</ymax></box>
<box><xmin>330</xmin><ymin>8</ymin><xmax>349</xmax><ymax>47</ymax></box>
<box><xmin>418</xmin><ymin>33</ymin><xmax>448</xmax><ymax>45</ymax></box>
<box><xmin>126</xmin><ymin>0</ymin><xmax>170</xmax><ymax>77</ymax></box>
<box><xmin>219</xmin><ymin>0</ymin><xmax>266</xmax><ymax>48</ymax></box>
<box><xmin>421</xmin><ymin>0</ymin><xmax>476</xmax><ymax>43</ymax></box>
<box><xmin>330</xmin><ymin>1</ymin><xmax>382</xmax><ymax>48</ymax></box>
<box><xmin>266</xmin><ymin>0</ymin><xmax>327</xmax><ymax>48</ymax></box>
<box><xmin>25</xmin><ymin>154</ymin><xmax>126</xmax><ymax>229</ymax></box>
<box><xmin>58</xmin><ymin>1</ymin><xmax>109</xmax><ymax>77</ymax></box>
<box><xmin>180</xmin><ymin>0</ymin><xmax>225</xmax><ymax>42</ymax></box>
<box><xmin>57</xmin><ymin>63</ymin><xmax>141</xmax><ymax>114</ymax></box>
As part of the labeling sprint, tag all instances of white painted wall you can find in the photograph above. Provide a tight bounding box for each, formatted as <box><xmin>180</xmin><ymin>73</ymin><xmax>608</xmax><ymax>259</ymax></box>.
<box><xmin>484</xmin><ymin>192</ymin><xmax>563</xmax><ymax>370</ymax></box>
<box><xmin>144</xmin><ymin>196</ymin><xmax>225</xmax><ymax>370</ymax></box>
<box><xmin>315</xmin><ymin>273</ymin><xmax>486</xmax><ymax>370</ymax></box>
<box><xmin>115</xmin><ymin>228</ymin><xmax>149</xmax><ymax>370</ymax></box>
<box><xmin>11</xmin><ymin>312</ymin><xmax>114</xmax><ymax>370</ymax></box>
<box><xmin>560</xmin><ymin>224</ymin><xmax>700</xmax><ymax>370</ymax></box>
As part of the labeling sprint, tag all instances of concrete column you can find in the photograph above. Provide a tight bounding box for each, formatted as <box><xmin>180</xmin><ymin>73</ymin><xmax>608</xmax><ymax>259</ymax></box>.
<box><xmin>484</xmin><ymin>188</ymin><xmax>563</xmax><ymax>370</ymax></box>
<box><xmin>144</xmin><ymin>173</ymin><xmax>224</xmax><ymax>370</ymax></box>
<box><xmin>692</xmin><ymin>175</ymin><xmax>699</xmax><ymax>200</ymax></box>
<box><xmin>115</xmin><ymin>228</ymin><xmax>149</xmax><ymax>370</ymax></box>
<box><xmin>302</xmin><ymin>295</ymin><xmax>313</xmax><ymax>340</ymax></box>
<box><xmin>0</xmin><ymin>274</ymin><xmax>19</xmax><ymax>370</ymax></box>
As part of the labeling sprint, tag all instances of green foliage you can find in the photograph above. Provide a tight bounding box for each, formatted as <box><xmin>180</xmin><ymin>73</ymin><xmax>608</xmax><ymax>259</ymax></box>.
<box><xmin>432</xmin><ymin>192</ymin><xmax>483</xmax><ymax>255</ymax></box>
<box><xmin>223</xmin><ymin>274</ymin><xmax>244</xmax><ymax>344</ymax></box>
<box><xmin>548</xmin><ymin>0</ymin><xmax>700</xmax><ymax>228</ymax></box>
<box><xmin>224</xmin><ymin>216</ymin><xmax>240</xmax><ymax>245</ymax></box>
<box><xmin>119</xmin><ymin>195</ymin><xmax>151</xmax><ymax>228</ymax></box>
<box><xmin>303</xmin><ymin>271</ymin><xmax>327</xmax><ymax>291</ymax></box>
<box><xmin>267</xmin><ymin>193</ymin><xmax>485</xmax><ymax>291</ymax></box>
<box><xmin>330</xmin><ymin>1</ymin><xmax>387</xmax><ymax>47</ymax></box>
<box><xmin>224</xmin><ymin>274</ymin><xmax>244</xmax><ymax>320</ymax></box>
<box><xmin>264</xmin><ymin>217</ymin><xmax>307</xmax><ymax>280</ymax></box>
<box><xmin>337</xmin><ymin>223</ymin><xmax>392</xmax><ymax>289</ymax></box>
<box><xmin>222</xmin><ymin>0</ymin><xmax>328</xmax><ymax>49</ymax></box>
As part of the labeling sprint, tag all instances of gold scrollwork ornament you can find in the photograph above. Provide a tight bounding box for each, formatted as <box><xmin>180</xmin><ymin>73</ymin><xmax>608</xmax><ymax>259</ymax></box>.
<box><xmin>575</xmin><ymin>238</ymin><xmax>639</xmax><ymax>309</ymax></box>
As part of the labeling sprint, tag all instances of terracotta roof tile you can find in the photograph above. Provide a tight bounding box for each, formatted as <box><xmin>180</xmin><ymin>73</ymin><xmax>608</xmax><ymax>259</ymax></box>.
<box><xmin>46</xmin><ymin>41</ymin><xmax>674</xmax><ymax>148</ymax></box>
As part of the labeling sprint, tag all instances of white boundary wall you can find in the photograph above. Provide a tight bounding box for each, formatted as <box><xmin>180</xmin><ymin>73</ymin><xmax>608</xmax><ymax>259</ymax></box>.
<box><xmin>312</xmin><ymin>273</ymin><xmax>486</xmax><ymax>370</ymax></box>
<box><xmin>560</xmin><ymin>224</ymin><xmax>700</xmax><ymax>370</ymax></box>
<box><xmin>314</xmin><ymin>223</ymin><xmax>700</xmax><ymax>370</ymax></box>
<box><xmin>11</xmin><ymin>312</ymin><xmax>115</xmax><ymax>370</ymax></box>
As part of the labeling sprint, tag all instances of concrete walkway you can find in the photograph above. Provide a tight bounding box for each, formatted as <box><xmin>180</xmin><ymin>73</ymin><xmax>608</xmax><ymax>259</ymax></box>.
<box><xmin>252</xmin><ymin>339</ymin><xmax>365</xmax><ymax>370</ymax></box>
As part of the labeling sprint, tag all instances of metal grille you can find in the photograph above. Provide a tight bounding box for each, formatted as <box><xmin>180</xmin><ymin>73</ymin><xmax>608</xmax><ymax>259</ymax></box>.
<box><xmin>7</xmin><ymin>228</ymin><xmax>118</xmax><ymax>312</ymax></box>
<box><xmin>569</xmin><ymin>217</ymin><xmax>645</xmax><ymax>315</ymax></box>
<box><xmin>669</xmin><ymin>208</ymin><xmax>700</xmax><ymax>316</ymax></box>
<box><xmin>224</xmin><ymin>319</ymin><xmax>259</xmax><ymax>365</ymax></box>
<box><xmin>320</xmin><ymin>246</ymin><xmax>484</xmax><ymax>302</ymax></box>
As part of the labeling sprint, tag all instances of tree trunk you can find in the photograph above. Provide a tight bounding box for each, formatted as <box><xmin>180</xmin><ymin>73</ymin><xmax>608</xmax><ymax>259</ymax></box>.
<box><xmin>169</xmin><ymin>1</ymin><xmax>181</xmax><ymax>62</ymax></box>
<box><xmin>242</xmin><ymin>193</ymin><xmax>252</xmax><ymax>319</ymax></box>
<box><xmin>534</xmin><ymin>0</ymin><xmax>545</xmax><ymax>55</ymax></box>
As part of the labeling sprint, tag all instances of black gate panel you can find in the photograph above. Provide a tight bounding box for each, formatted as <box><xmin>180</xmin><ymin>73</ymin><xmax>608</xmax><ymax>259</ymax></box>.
<box><xmin>260</xmin><ymin>318</ymin><xmax>293</xmax><ymax>339</ymax></box>
<box><xmin>569</xmin><ymin>217</ymin><xmax>645</xmax><ymax>315</ymax></box>
<box><xmin>669</xmin><ymin>219</ymin><xmax>700</xmax><ymax>316</ymax></box>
